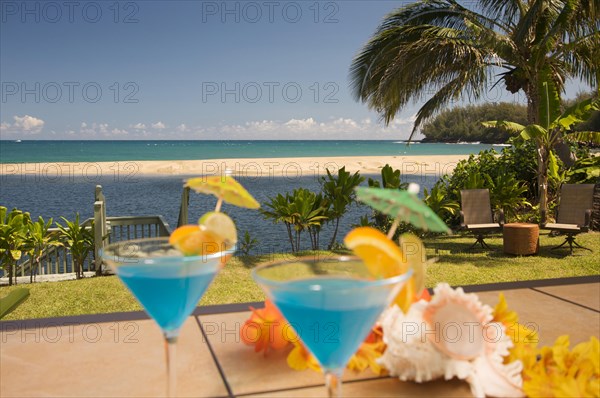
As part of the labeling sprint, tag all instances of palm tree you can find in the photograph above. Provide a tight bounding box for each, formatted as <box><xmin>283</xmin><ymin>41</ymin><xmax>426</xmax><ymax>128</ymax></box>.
<box><xmin>56</xmin><ymin>214</ymin><xmax>94</xmax><ymax>279</ymax></box>
<box><xmin>350</xmin><ymin>0</ymin><xmax>598</xmax><ymax>135</ymax></box>
<box><xmin>24</xmin><ymin>216</ymin><xmax>60</xmax><ymax>283</ymax></box>
<box><xmin>320</xmin><ymin>167</ymin><xmax>365</xmax><ymax>249</ymax></box>
<box><xmin>0</xmin><ymin>207</ymin><xmax>29</xmax><ymax>286</ymax></box>
<box><xmin>350</xmin><ymin>0</ymin><xmax>598</xmax><ymax>215</ymax></box>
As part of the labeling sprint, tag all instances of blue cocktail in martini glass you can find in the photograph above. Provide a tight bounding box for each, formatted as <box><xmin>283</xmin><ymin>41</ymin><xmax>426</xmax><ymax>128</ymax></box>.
<box><xmin>102</xmin><ymin>237</ymin><xmax>234</xmax><ymax>397</ymax></box>
<box><xmin>252</xmin><ymin>256</ymin><xmax>412</xmax><ymax>397</ymax></box>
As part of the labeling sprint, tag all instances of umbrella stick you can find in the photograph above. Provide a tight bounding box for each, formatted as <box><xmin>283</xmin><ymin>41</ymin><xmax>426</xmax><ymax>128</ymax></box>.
<box><xmin>387</xmin><ymin>218</ymin><xmax>400</xmax><ymax>239</ymax></box>
<box><xmin>215</xmin><ymin>198</ymin><xmax>223</xmax><ymax>212</ymax></box>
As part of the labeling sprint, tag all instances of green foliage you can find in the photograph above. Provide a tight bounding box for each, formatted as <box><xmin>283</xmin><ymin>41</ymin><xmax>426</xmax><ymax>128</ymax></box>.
<box><xmin>239</xmin><ymin>231</ymin><xmax>259</xmax><ymax>257</ymax></box>
<box><xmin>421</xmin><ymin>103</ymin><xmax>528</xmax><ymax>143</ymax></box>
<box><xmin>365</xmin><ymin>164</ymin><xmax>413</xmax><ymax>237</ymax></box>
<box><xmin>56</xmin><ymin>214</ymin><xmax>94</xmax><ymax>279</ymax></box>
<box><xmin>260</xmin><ymin>189</ymin><xmax>328</xmax><ymax>252</ymax></box>
<box><xmin>0</xmin><ymin>288</ymin><xmax>30</xmax><ymax>319</ymax></box>
<box><xmin>352</xmin><ymin>215</ymin><xmax>373</xmax><ymax>229</ymax></box>
<box><xmin>486</xmin><ymin>174</ymin><xmax>531</xmax><ymax>219</ymax></box>
<box><xmin>349</xmin><ymin>0</ymin><xmax>598</xmax><ymax>140</ymax></box>
<box><xmin>0</xmin><ymin>207</ymin><xmax>30</xmax><ymax>285</ymax></box>
<box><xmin>320</xmin><ymin>166</ymin><xmax>365</xmax><ymax>249</ymax></box>
<box><xmin>424</xmin><ymin>182</ymin><xmax>460</xmax><ymax>221</ymax></box>
<box><xmin>567</xmin><ymin>156</ymin><xmax>600</xmax><ymax>184</ymax></box>
<box><xmin>24</xmin><ymin>216</ymin><xmax>60</xmax><ymax>283</ymax></box>
<box><xmin>368</xmin><ymin>164</ymin><xmax>407</xmax><ymax>189</ymax></box>
<box><xmin>486</xmin><ymin>92</ymin><xmax>600</xmax><ymax>218</ymax></box>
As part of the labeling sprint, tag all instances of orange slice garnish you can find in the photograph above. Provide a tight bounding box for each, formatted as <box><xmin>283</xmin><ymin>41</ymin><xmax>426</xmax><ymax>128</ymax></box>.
<box><xmin>343</xmin><ymin>227</ymin><xmax>408</xmax><ymax>279</ymax></box>
<box><xmin>169</xmin><ymin>225</ymin><xmax>224</xmax><ymax>256</ymax></box>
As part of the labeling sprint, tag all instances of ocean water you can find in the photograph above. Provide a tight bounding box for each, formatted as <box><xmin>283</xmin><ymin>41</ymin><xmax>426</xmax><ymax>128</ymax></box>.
<box><xmin>0</xmin><ymin>174</ymin><xmax>439</xmax><ymax>254</ymax></box>
<box><xmin>0</xmin><ymin>140</ymin><xmax>500</xmax><ymax>253</ymax></box>
<box><xmin>0</xmin><ymin>140</ymin><xmax>507</xmax><ymax>163</ymax></box>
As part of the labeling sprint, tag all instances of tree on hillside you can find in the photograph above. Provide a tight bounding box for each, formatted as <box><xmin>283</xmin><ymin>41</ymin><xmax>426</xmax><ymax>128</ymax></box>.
<box><xmin>420</xmin><ymin>102</ymin><xmax>528</xmax><ymax>142</ymax></box>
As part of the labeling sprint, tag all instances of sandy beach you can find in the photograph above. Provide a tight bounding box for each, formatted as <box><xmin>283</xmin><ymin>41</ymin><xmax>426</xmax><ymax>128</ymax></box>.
<box><xmin>0</xmin><ymin>155</ymin><xmax>468</xmax><ymax>179</ymax></box>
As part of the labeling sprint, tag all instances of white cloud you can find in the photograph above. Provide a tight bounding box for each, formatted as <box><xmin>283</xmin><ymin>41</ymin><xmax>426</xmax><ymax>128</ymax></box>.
<box><xmin>212</xmin><ymin>116</ymin><xmax>419</xmax><ymax>139</ymax></box>
<box><xmin>14</xmin><ymin>115</ymin><xmax>45</xmax><ymax>133</ymax></box>
<box><xmin>3</xmin><ymin>115</ymin><xmax>421</xmax><ymax>140</ymax></box>
<box><xmin>131</xmin><ymin>123</ymin><xmax>147</xmax><ymax>130</ymax></box>
<box><xmin>0</xmin><ymin>115</ymin><xmax>45</xmax><ymax>136</ymax></box>
<box><xmin>111</xmin><ymin>128</ymin><xmax>129</xmax><ymax>136</ymax></box>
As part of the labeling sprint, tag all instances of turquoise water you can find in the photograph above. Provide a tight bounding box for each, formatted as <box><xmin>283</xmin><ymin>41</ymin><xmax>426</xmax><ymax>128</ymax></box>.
<box><xmin>117</xmin><ymin>263</ymin><xmax>219</xmax><ymax>333</ymax></box>
<box><xmin>0</xmin><ymin>140</ymin><xmax>508</xmax><ymax>163</ymax></box>
<box><xmin>271</xmin><ymin>278</ymin><xmax>390</xmax><ymax>370</ymax></box>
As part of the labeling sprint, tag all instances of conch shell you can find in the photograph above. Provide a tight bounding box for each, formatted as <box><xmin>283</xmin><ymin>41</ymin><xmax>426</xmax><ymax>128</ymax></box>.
<box><xmin>378</xmin><ymin>283</ymin><xmax>525</xmax><ymax>398</ymax></box>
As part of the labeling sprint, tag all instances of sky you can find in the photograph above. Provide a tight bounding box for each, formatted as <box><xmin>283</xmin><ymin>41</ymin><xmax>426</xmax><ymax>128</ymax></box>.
<box><xmin>0</xmin><ymin>0</ymin><xmax>592</xmax><ymax>140</ymax></box>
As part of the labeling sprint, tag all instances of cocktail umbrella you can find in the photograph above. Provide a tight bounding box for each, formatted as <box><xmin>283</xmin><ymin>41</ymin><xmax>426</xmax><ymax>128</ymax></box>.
<box><xmin>185</xmin><ymin>175</ymin><xmax>260</xmax><ymax>212</ymax></box>
<box><xmin>356</xmin><ymin>184</ymin><xmax>451</xmax><ymax>237</ymax></box>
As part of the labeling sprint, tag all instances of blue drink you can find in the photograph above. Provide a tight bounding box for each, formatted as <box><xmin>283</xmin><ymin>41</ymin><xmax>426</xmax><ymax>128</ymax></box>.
<box><xmin>272</xmin><ymin>278</ymin><xmax>389</xmax><ymax>369</ymax></box>
<box><xmin>102</xmin><ymin>238</ymin><xmax>234</xmax><ymax>397</ymax></box>
<box><xmin>118</xmin><ymin>264</ymin><xmax>219</xmax><ymax>333</ymax></box>
<box><xmin>253</xmin><ymin>257</ymin><xmax>411</xmax><ymax>397</ymax></box>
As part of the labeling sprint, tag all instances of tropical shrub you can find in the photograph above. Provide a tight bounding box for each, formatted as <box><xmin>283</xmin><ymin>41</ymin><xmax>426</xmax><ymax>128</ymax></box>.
<box><xmin>0</xmin><ymin>207</ymin><xmax>30</xmax><ymax>285</ymax></box>
<box><xmin>424</xmin><ymin>181</ymin><xmax>460</xmax><ymax>222</ymax></box>
<box><xmin>24</xmin><ymin>216</ymin><xmax>60</xmax><ymax>283</ymax></box>
<box><xmin>365</xmin><ymin>165</ymin><xmax>414</xmax><ymax>237</ymax></box>
<box><xmin>239</xmin><ymin>231</ymin><xmax>259</xmax><ymax>257</ymax></box>
<box><xmin>567</xmin><ymin>157</ymin><xmax>600</xmax><ymax>184</ymax></box>
<box><xmin>486</xmin><ymin>174</ymin><xmax>531</xmax><ymax>220</ymax></box>
<box><xmin>320</xmin><ymin>166</ymin><xmax>364</xmax><ymax>249</ymax></box>
<box><xmin>261</xmin><ymin>189</ymin><xmax>328</xmax><ymax>252</ymax></box>
<box><xmin>56</xmin><ymin>214</ymin><xmax>94</xmax><ymax>279</ymax></box>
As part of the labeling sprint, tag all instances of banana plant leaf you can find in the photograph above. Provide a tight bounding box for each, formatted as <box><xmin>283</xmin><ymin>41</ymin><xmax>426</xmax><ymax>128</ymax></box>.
<box><xmin>356</xmin><ymin>186</ymin><xmax>451</xmax><ymax>234</ymax></box>
<box><xmin>0</xmin><ymin>288</ymin><xmax>30</xmax><ymax>319</ymax></box>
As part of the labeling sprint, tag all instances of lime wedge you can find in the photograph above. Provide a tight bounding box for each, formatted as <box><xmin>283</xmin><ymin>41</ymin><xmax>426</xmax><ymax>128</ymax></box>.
<box><xmin>199</xmin><ymin>212</ymin><xmax>238</xmax><ymax>248</ymax></box>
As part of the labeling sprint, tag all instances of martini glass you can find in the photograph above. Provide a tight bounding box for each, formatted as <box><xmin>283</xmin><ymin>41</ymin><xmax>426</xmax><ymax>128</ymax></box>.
<box><xmin>102</xmin><ymin>237</ymin><xmax>234</xmax><ymax>397</ymax></box>
<box><xmin>252</xmin><ymin>256</ymin><xmax>412</xmax><ymax>397</ymax></box>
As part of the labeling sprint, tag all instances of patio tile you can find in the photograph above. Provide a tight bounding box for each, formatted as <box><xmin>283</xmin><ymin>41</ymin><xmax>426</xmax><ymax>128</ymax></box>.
<box><xmin>0</xmin><ymin>317</ymin><xmax>227</xmax><ymax>398</ymax></box>
<box><xmin>534</xmin><ymin>283</ymin><xmax>600</xmax><ymax>311</ymax></box>
<box><xmin>476</xmin><ymin>288</ymin><xmax>600</xmax><ymax>346</ymax></box>
<box><xmin>199</xmin><ymin>310</ymin><xmax>384</xmax><ymax>396</ymax></box>
<box><xmin>244</xmin><ymin>377</ymin><xmax>472</xmax><ymax>397</ymax></box>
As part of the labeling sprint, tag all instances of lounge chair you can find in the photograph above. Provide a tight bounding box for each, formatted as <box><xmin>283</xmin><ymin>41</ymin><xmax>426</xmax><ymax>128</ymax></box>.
<box><xmin>460</xmin><ymin>189</ymin><xmax>504</xmax><ymax>249</ymax></box>
<box><xmin>542</xmin><ymin>184</ymin><xmax>595</xmax><ymax>254</ymax></box>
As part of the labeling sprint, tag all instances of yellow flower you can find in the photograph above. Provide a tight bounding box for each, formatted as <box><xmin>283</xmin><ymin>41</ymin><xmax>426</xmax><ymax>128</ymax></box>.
<box><xmin>347</xmin><ymin>340</ymin><xmax>386</xmax><ymax>375</ymax></box>
<box><xmin>492</xmin><ymin>293</ymin><xmax>539</xmax><ymax>366</ymax></box>
<box><xmin>523</xmin><ymin>336</ymin><xmax>599</xmax><ymax>398</ymax></box>
<box><xmin>347</xmin><ymin>326</ymin><xmax>387</xmax><ymax>375</ymax></box>
<box><xmin>287</xmin><ymin>339</ymin><xmax>321</xmax><ymax>372</ymax></box>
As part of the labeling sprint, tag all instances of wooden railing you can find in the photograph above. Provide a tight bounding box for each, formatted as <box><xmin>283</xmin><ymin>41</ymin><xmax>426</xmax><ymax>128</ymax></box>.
<box><xmin>9</xmin><ymin>185</ymin><xmax>171</xmax><ymax>280</ymax></box>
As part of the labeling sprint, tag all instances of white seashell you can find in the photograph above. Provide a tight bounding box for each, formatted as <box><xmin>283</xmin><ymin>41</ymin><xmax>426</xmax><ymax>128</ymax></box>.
<box><xmin>378</xmin><ymin>283</ymin><xmax>525</xmax><ymax>398</ymax></box>
<box><xmin>423</xmin><ymin>283</ymin><xmax>494</xmax><ymax>360</ymax></box>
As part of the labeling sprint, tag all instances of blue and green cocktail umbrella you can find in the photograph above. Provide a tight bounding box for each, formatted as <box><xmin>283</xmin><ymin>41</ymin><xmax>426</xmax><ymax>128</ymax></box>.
<box><xmin>356</xmin><ymin>184</ymin><xmax>451</xmax><ymax>237</ymax></box>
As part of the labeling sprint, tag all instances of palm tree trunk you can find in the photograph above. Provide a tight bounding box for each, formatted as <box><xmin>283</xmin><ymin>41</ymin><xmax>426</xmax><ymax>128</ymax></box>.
<box><xmin>285</xmin><ymin>223</ymin><xmax>294</xmax><ymax>253</ymax></box>
<box><xmin>328</xmin><ymin>218</ymin><xmax>341</xmax><ymax>250</ymax></box>
<box><xmin>8</xmin><ymin>261</ymin><xmax>14</xmax><ymax>286</ymax></box>
<box><xmin>537</xmin><ymin>145</ymin><xmax>549</xmax><ymax>219</ymax></box>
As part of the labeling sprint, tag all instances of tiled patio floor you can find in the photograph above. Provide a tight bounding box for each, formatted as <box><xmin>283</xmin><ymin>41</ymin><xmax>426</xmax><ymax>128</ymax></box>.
<box><xmin>1</xmin><ymin>276</ymin><xmax>598</xmax><ymax>397</ymax></box>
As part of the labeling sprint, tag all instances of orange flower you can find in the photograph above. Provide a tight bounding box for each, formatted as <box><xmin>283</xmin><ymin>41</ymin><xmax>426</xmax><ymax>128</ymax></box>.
<box><xmin>241</xmin><ymin>299</ymin><xmax>291</xmax><ymax>355</ymax></box>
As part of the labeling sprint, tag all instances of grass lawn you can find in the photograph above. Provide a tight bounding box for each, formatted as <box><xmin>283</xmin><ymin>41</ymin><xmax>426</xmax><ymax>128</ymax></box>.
<box><xmin>1</xmin><ymin>230</ymin><xmax>598</xmax><ymax>321</ymax></box>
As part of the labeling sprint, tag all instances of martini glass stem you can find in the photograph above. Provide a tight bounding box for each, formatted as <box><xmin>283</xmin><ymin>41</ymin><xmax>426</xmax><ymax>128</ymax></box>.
<box><xmin>164</xmin><ymin>334</ymin><xmax>178</xmax><ymax>398</ymax></box>
<box><xmin>325</xmin><ymin>369</ymin><xmax>343</xmax><ymax>398</ymax></box>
